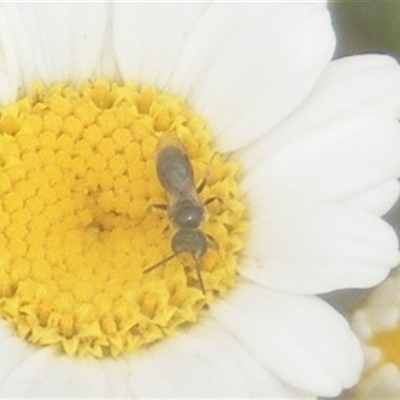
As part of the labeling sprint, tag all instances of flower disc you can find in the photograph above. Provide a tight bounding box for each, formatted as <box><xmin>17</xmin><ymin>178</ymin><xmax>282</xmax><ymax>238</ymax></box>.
<box><xmin>0</xmin><ymin>79</ymin><xmax>247</xmax><ymax>357</ymax></box>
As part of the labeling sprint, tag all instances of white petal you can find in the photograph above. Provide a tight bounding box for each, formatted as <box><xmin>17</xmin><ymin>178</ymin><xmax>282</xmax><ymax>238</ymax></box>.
<box><xmin>363</xmin><ymin>345</ymin><xmax>382</xmax><ymax>370</ymax></box>
<box><xmin>0</xmin><ymin>323</ymin><xmax>33</xmax><ymax>385</ymax></box>
<box><xmin>241</xmin><ymin>55</ymin><xmax>400</xmax><ymax>171</ymax></box>
<box><xmin>126</xmin><ymin>324</ymin><xmax>254</xmax><ymax>397</ymax></box>
<box><xmin>65</xmin><ymin>4</ymin><xmax>109</xmax><ymax>84</ymax></box>
<box><xmin>102</xmin><ymin>359</ymin><xmax>134</xmax><ymax>398</ymax></box>
<box><xmin>114</xmin><ymin>3</ymin><xmax>334</xmax><ymax>152</ymax></box>
<box><xmin>113</xmin><ymin>2</ymin><xmax>208</xmax><ymax>87</ymax></box>
<box><xmin>356</xmin><ymin>363</ymin><xmax>400</xmax><ymax>399</ymax></box>
<box><xmin>93</xmin><ymin>6</ymin><xmax>119</xmax><ymax>81</ymax></box>
<box><xmin>242</xmin><ymin>203</ymin><xmax>400</xmax><ymax>294</ymax></box>
<box><xmin>242</xmin><ymin>117</ymin><xmax>400</xmax><ymax>211</ymax></box>
<box><xmin>210</xmin><ymin>282</ymin><xmax>363</xmax><ymax>397</ymax></box>
<box><xmin>298</xmin><ymin>55</ymin><xmax>400</xmax><ymax>121</ymax></box>
<box><xmin>352</xmin><ymin>270</ymin><xmax>400</xmax><ymax>342</ymax></box>
<box><xmin>13</xmin><ymin>3</ymin><xmax>108</xmax><ymax>87</ymax></box>
<box><xmin>343</xmin><ymin>180</ymin><xmax>400</xmax><ymax>216</ymax></box>
<box><xmin>172</xmin><ymin>3</ymin><xmax>334</xmax><ymax>152</ymax></box>
<box><xmin>0</xmin><ymin>347</ymin><xmax>107</xmax><ymax>397</ymax></box>
<box><xmin>0</xmin><ymin>5</ymin><xmax>21</xmax><ymax>104</ymax></box>
<box><xmin>125</xmin><ymin>314</ymin><xmax>311</xmax><ymax>398</ymax></box>
<box><xmin>352</xmin><ymin>310</ymin><xmax>375</xmax><ymax>342</ymax></box>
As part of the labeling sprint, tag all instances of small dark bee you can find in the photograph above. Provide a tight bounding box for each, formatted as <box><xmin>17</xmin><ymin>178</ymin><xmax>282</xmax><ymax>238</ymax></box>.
<box><xmin>143</xmin><ymin>132</ymin><xmax>210</xmax><ymax>293</ymax></box>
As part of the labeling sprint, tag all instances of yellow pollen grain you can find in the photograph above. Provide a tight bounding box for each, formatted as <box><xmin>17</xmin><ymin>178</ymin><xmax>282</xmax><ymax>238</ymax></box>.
<box><xmin>0</xmin><ymin>79</ymin><xmax>247</xmax><ymax>358</ymax></box>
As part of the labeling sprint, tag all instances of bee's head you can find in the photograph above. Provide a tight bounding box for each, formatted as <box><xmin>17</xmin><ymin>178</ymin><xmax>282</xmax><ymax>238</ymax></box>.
<box><xmin>171</xmin><ymin>228</ymin><xmax>208</xmax><ymax>260</ymax></box>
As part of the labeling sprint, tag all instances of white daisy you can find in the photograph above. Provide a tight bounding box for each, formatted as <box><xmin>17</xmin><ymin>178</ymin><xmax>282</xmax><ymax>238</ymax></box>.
<box><xmin>0</xmin><ymin>2</ymin><xmax>398</xmax><ymax>398</ymax></box>
<box><xmin>351</xmin><ymin>268</ymin><xmax>400</xmax><ymax>398</ymax></box>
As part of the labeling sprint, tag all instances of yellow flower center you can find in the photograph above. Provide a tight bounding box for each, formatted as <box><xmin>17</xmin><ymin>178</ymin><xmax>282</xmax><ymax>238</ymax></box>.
<box><xmin>0</xmin><ymin>79</ymin><xmax>247</xmax><ymax>358</ymax></box>
<box><xmin>370</xmin><ymin>329</ymin><xmax>400</xmax><ymax>367</ymax></box>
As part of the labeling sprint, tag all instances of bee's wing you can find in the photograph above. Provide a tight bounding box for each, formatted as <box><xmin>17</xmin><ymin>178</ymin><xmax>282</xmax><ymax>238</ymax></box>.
<box><xmin>156</xmin><ymin>132</ymin><xmax>196</xmax><ymax>197</ymax></box>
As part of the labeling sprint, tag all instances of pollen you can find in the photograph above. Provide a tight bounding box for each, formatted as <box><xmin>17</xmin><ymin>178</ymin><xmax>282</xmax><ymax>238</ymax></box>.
<box><xmin>0</xmin><ymin>79</ymin><xmax>247</xmax><ymax>358</ymax></box>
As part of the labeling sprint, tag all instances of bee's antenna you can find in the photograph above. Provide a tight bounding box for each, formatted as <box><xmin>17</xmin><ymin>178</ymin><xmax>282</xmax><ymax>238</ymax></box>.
<box><xmin>143</xmin><ymin>254</ymin><xmax>176</xmax><ymax>274</ymax></box>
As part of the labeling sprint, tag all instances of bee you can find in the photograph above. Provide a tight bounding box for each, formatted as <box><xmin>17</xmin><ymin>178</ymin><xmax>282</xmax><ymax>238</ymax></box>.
<box><xmin>143</xmin><ymin>132</ymin><xmax>210</xmax><ymax>293</ymax></box>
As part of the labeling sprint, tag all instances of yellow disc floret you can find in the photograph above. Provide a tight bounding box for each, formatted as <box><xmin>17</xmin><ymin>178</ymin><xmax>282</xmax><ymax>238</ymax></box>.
<box><xmin>0</xmin><ymin>79</ymin><xmax>247</xmax><ymax>357</ymax></box>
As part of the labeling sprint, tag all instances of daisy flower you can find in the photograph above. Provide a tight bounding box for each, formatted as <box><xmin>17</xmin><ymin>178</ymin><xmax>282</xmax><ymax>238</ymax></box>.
<box><xmin>351</xmin><ymin>268</ymin><xmax>400</xmax><ymax>398</ymax></box>
<box><xmin>0</xmin><ymin>1</ymin><xmax>399</xmax><ymax>398</ymax></box>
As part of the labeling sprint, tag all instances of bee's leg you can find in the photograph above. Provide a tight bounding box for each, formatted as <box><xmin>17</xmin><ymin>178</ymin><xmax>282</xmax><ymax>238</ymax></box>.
<box><xmin>196</xmin><ymin>151</ymin><xmax>221</xmax><ymax>194</ymax></box>
<box><xmin>196</xmin><ymin>166</ymin><xmax>222</xmax><ymax>206</ymax></box>
<box><xmin>197</xmin><ymin>153</ymin><xmax>224</xmax><ymax>214</ymax></box>
<box><xmin>194</xmin><ymin>258</ymin><xmax>206</xmax><ymax>294</ymax></box>
<box><xmin>135</xmin><ymin>203</ymin><xmax>168</xmax><ymax>227</ymax></box>
<box><xmin>205</xmin><ymin>233</ymin><xmax>216</xmax><ymax>245</ymax></box>
<box><xmin>203</xmin><ymin>196</ymin><xmax>224</xmax><ymax>220</ymax></box>
<box><xmin>204</xmin><ymin>196</ymin><xmax>222</xmax><ymax>207</ymax></box>
<box><xmin>152</xmin><ymin>203</ymin><xmax>168</xmax><ymax>211</ymax></box>
<box><xmin>204</xmin><ymin>233</ymin><xmax>224</xmax><ymax>253</ymax></box>
<box><xmin>196</xmin><ymin>178</ymin><xmax>207</xmax><ymax>194</ymax></box>
<box><xmin>196</xmin><ymin>178</ymin><xmax>222</xmax><ymax>208</ymax></box>
<box><xmin>150</xmin><ymin>204</ymin><xmax>172</xmax><ymax>233</ymax></box>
